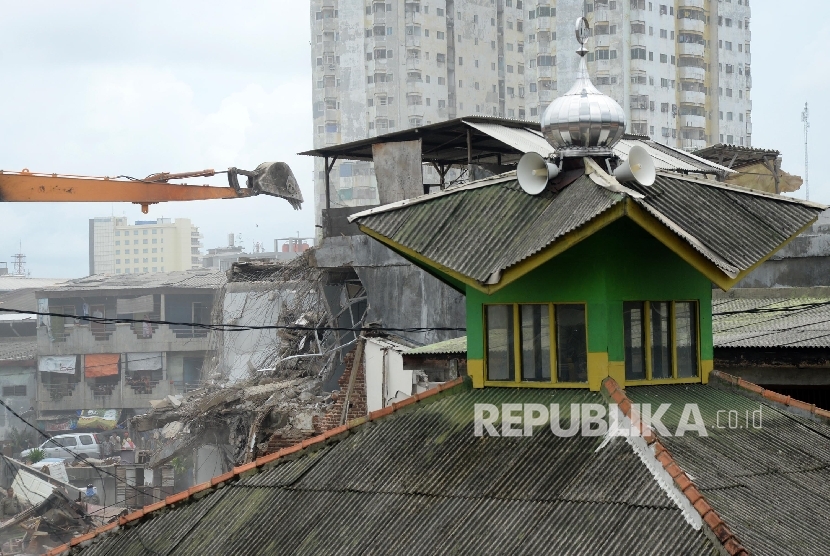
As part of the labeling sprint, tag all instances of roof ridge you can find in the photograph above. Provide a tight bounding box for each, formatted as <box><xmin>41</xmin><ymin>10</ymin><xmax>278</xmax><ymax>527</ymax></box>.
<box><xmin>44</xmin><ymin>376</ymin><xmax>469</xmax><ymax>556</ymax></box>
<box><xmin>709</xmin><ymin>370</ymin><xmax>830</xmax><ymax>423</ymax></box>
<box><xmin>601</xmin><ymin>377</ymin><xmax>750</xmax><ymax>556</ymax></box>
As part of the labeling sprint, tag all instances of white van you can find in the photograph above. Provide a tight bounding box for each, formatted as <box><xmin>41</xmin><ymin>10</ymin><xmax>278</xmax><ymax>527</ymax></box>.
<box><xmin>20</xmin><ymin>433</ymin><xmax>103</xmax><ymax>461</ymax></box>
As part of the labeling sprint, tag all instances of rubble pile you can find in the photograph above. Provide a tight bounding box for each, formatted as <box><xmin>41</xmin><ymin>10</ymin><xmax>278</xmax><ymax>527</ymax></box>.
<box><xmin>133</xmin><ymin>250</ymin><xmax>366</xmax><ymax>469</ymax></box>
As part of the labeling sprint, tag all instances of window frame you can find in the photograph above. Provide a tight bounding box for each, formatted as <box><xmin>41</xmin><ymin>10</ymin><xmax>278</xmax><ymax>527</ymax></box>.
<box><xmin>623</xmin><ymin>300</ymin><xmax>701</xmax><ymax>385</ymax></box>
<box><xmin>483</xmin><ymin>302</ymin><xmax>589</xmax><ymax>388</ymax></box>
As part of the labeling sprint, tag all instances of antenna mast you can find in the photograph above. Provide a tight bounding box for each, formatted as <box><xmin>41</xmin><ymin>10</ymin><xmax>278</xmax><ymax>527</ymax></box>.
<box><xmin>11</xmin><ymin>241</ymin><xmax>26</xmax><ymax>276</ymax></box>
<box><xmin>802</xmin><ymin>102</ymin><xmax>810</xmax><ymax>201</ymax></box>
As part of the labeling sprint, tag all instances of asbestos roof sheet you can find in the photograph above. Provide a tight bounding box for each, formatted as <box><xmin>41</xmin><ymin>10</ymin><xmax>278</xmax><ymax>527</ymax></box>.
<box><xmin>354</xmin><ymin>166</ymin><xmax>823</xmax><ymax>285</ymax></box>
<box><xmin>38</xmin><ymin>270</ymin><xmax>226</xmax><ymax>293</ymax></box>
<box><xmin>73</xmin><ymin>387</ymin><xmax>716</xmax><ymax>555</ymax></box>
<box><xmin>626</xmin><ymin>174</ymin><xmax>823</xmax><ymax>277</ymax></box>
<box><xmin>627</xmin><ymin>384</ymin><xmax>830</xmax><ymax>556</ymax></box>
<box><xmin>713</xmin><ymin>295</ymin><xmax>830</xmax><ymax>348</ymax></box>
<box><xmin>357</xmin><ymin>174</ymin><xmax>622</xmax><ymax>283</ymax></box>
<box><xmin>0</xmin><ymin>276</ymin><xmax>66</xmax><ymax>292</ymax></box>
<box><xmin>0</xmin><ymin>339</ymin><xmax>37</xmax><ymax>362</ymax></box>
<box><xmin>404</xmin><ymin>335</ymin><xmax>467</xmax><ymax>355</ymax></box>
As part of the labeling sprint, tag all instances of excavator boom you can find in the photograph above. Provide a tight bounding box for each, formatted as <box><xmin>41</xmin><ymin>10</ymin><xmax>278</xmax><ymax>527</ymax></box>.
<box><xmin>0</xmin><ymin>162</ymin><xmax>303</xmax><ymax>213</ymax></box>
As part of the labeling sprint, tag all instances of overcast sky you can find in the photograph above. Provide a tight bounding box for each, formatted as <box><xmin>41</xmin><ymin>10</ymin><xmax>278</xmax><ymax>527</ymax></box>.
<box><xmin>0</xmin><ymin>1</ymin><xmax>825</xmax><ymax>278</ymax></box>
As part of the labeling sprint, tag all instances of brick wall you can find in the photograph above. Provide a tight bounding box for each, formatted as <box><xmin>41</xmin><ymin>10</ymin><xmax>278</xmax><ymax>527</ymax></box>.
<box><xmin>318</xmin><ymin>346</ymin><xmax>367</xmax><ymax>431</ymax></box>
<box><xmin>264</xmin><ymin>344</ymin><xmax>367</xmax><ymax>455</ymax></box>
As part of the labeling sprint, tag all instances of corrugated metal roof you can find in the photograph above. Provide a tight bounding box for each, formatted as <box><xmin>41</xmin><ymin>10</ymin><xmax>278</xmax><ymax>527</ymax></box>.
<box><xmin>462</xmin><ymin>120</ymin><xmax>555</xmax><ymax>157</ymax></box>
<box><xmin>355</xmin><ymin>166</ymin><xmax>823</xmax><ymax>285</ymax></box>
<box><xmin>615</xmin><ymin>139</ymin><xmax>734</xmax><ymax>175</ymax></box>
<box><xmin>713</xmin><ymin>295</ymin><xmax>830</xmax><ymax>348</ymax></box>
<box><xmin>627</xmin><ymin>384</ymin><xmax>830</xmax><ymax>556</ymax></box>
<box><xmin>75</xmin><ymin>387</ymin><xmax>716</xmax><ymax>555</ymax></box>
<box><xmin>404</xmin><ymin>335</ymin><xmax>467</xmax><ymax>355</ymax></box>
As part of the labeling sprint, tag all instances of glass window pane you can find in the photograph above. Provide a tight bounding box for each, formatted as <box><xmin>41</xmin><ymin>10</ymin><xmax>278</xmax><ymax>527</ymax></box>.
<box><xmin>675</xmin><ymin>302</ymin><xmax>698</xmax><ymax>377</ymax></box>
<box><xmin>624</xmin><ymin>302</ymin><xmax>646</xmax><ymax>380</ymax></box>
<box><xmin>556</xmin><ymin>305</ymin><xmax>587</xmax><ymax>383</ymax></box>
<box><xmin>650</xmin><ymin>302</ymin><xmax>672</xmax><ymax>379</ymax></box>
<box><xmin>521</xmin><ymin>305</ymin><xmax>551</xmax><ymax>381</ymax></box>
<box><xmin>487</xmin><ymin>305</ymin><xmax>515</xmax><ymax>380</ymax></box>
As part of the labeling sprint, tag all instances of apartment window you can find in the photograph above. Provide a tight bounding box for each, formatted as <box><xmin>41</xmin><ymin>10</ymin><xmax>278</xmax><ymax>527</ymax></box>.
<box><xmin>437</xmin><ymin>8</ymin><xmax>444</xmax><ymax>16</ymax></box>
<box><xmin>727</xmin><ymin>112</ymin><xmax>733</xmax><ymax>121</ymax></box>
<box><xmin>115</xmin><ymin>231</ymin><xmax>120</xmax><ymax>237</ymax></box>
<box><xmin>726</xmin><ymin>88</ymin><xmax>733</xmax><ymax>97</ymax></box>
<box><xmin>437</xmin><ymin>31</ymin><xmax>445</xmax><ymax>39</ymax></box>
<box><xmin>660</xmin><ymin>54</ymin><xmax>667</xmax><ymax>63</ymax></box>
<box><xmin>1</xmin><ymin>385</ymin><xmax>26</xmax><ymax>397</ymax></box>
<box><xmin>485</xmin><ymin>304</ymin><xmax>587</xmax><ymax>384</ymax></box>
<box><xmin>725</xmin><ymin>18</ymin><xmax>732</xmax><ymax>27</ymax></box>
<box><xmin>152</xmin><ymin>239</ymin><xmax>157</xmax><ymax>244</ymax></box>
<box><xmin>133</xmin><ymin>231</ymin><xmax>138</xmax><ymax>235</ymax></box>
<box><xmin>631</xmin><ymin>21</ymin><xmax>646</xmax><ymax>34</ymax></box>
<box><xmin>115</xmin><ymin>259</ymin><xmax>120</xmax><ymax>264</ymax></box>
<box><xmin>133</xmin><ymin>249</ymin><xmax>138</xmax><ymax>254</ymax></box>
<box><xmin>631</xmin><ymin>47</ymin><xmax>647</xmax><ymax>60</ymax></box>
<box><xmin>623</xmin><ymin>301</ymin><xmax>698</xmax><ymax>381</ymax></box>
<box><xmin>458</xmin><ymin>56</ymin><xmax>463</xmax><ymax>65</ymax></box>
<box><xmin>725</xmin><ymin>41</ymin><xmax>732</xmax><ymax>51</ymax></box>
<box><xmin>537</xmin><ymin>55</ymin><xmax>556</xmax><ymax>67</ymax></box>
<box><xmin>596</xmin><ymin>48</ymin><xmax>610</xmax><ymax>60</ymax></box>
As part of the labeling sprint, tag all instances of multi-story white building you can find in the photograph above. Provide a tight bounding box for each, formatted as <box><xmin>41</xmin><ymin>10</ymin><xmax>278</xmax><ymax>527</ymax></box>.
<box><xmin>309</xmin><ymin>0</ymin><xmax>751</xmax><ymax>219</ymax></box>
<box><xmin>88</xmin><ymin>217</ymin><xmax>203</xmax><ymax>275</ymax></box>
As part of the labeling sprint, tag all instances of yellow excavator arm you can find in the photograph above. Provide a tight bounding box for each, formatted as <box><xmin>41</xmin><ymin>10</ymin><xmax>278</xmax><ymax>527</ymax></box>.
<box><xmin>0</xmin><ymin>162</ymin><xmax>303</xmax><ymax>213</ymax></box>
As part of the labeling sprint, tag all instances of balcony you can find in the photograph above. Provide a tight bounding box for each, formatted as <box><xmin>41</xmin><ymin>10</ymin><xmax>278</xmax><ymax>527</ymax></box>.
<box><xmin>373</xmin><ymin>10</ymin><xmax>386</xmax><ymax>24</ymax></box>
<box><xmin>680</xmin><ymin>90</ymin><xmax>706</xmax><ymax>105</ymax></box>
<box><xmin>679</xmin><ymin>0</ymin><xmax>705</xmax><ymax>8</ymax></box>
<box><xmin>38</xmin><ymin>323</ymin><xmax>210</xmax><ymax>356</ymax></box>
<box><xmin>681</xmin><ymin>115</ymin><xmax>706</xmax><ymax>129</ymax></box>
<box><xmin>678</xmin><ymin>43</ymin><xmax>705</xmax><ymax>57</ymax></box>
<box><xmin>679</xmin><ymin>66</ymin><xmax>706</xmax><ymax>81</ymax></box>
<box><xmin>677</xmin><ymin>19</ymin><xmax>705</xmax><ymax>33</ymax></box>
<box><xmin>37</xmin><ymin>377</ymin><xmax>179</xmax><ymax>412</ymax></box>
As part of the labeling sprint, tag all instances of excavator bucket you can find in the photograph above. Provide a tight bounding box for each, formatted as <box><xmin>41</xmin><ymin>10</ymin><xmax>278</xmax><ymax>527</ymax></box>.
<box><xmin>251</xmin><ymin>162</ymin><xmax>303</xmax><ymax>210</ymax></box>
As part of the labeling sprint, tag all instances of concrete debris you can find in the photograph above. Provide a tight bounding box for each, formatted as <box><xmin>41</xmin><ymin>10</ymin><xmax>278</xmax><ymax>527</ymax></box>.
<box><xmin>131</xmin><ymin>251</ymin><xmax>368</xmax><ymax>470</ymax></box>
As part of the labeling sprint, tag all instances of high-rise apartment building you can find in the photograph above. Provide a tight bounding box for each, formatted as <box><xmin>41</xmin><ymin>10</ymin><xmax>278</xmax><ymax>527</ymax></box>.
<box><xmin>310</xmin><ymin>0</ymin><xmax>751</xmax><ymax>219</ymax></box>
<box><xmin>89</xmin><ymin>217</ymin><xmax>203</xmax><ymax>275</ymax></box>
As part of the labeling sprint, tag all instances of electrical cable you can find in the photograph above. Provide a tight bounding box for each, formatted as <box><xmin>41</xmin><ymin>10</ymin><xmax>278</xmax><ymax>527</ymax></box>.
<box><xmin>0</xmin><ymin>399</ymin><xmax>166</xmax><ymax>505</ymax></box>
<box><xmin>0</xmin><ymin>308</ymin><xmax>466</xmax><ymax>333</ymax></box>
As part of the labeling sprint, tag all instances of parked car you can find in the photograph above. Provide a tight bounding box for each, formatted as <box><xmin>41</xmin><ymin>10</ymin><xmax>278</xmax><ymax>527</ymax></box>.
<box><xmin>20</xmin><ymin>433</ymin><xmax>103</xmax><ymax>461</ymax></box>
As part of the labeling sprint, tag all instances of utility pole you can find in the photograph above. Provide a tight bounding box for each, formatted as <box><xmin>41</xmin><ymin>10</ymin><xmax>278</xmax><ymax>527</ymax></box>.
<box><xmin>802</xmin><ymin>102</ymin><xmax>810</xmax><ymax>201</ymax></box>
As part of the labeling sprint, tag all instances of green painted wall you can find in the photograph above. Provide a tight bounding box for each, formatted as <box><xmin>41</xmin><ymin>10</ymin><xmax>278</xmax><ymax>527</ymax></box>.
<box><xmin>465</xmin><ymin>218</ymin><xmax>713</xmax><ymax>364</ymax></box>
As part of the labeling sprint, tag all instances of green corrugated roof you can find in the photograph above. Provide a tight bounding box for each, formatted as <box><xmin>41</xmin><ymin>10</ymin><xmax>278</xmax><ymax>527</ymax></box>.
<box><xmin>404</xmin><ymin>335</ymin><xmax>467</xmax><ymax>355</ymax></box>
<box><xmin>354</xmin><ymin>167</ymin><xmax>823</xmax><ymax>285</ymax></box>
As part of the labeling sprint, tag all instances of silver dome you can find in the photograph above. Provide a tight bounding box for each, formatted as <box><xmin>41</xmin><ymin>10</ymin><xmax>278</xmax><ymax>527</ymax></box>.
<box><xmin>540</xmin><ymin>19</ymin><xmax>626</xmax><ymax>156</ymax></box>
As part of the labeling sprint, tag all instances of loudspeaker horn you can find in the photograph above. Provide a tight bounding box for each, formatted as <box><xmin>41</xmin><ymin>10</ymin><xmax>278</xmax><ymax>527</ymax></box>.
<box><xmin>517</xmin><ymin>152</ymin><xmax>560</xmax><ymax>195</ymax></box>
<box><xmin>613</xmin><ymin>145</ymin><xmax>656</xmax><ymax>186</ymax></box>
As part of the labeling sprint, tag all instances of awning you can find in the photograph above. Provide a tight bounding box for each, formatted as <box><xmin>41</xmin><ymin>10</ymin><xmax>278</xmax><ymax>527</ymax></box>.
<box><xmin>117</xmin><ymin>295</ymin><xmax>154</xmax><ymax>314</ymax></box>
<box><xmin>462</xmin><ymin>120</ymin><xmax>555</xmax><ymax>157</ymax></box>
<box><xmin>127</xmin><ymin>352</ymin><xmax>162</xmax><ymax>371</ymax></box>
<box><xmin>84</xmin><ymin>354</ymin><xmax>120</xmax><ymax>378</ymax></box>
<box><xmin>38</xmin><ymin>356</ymin><xmax>76</xmax><ymax>374</ymax></box>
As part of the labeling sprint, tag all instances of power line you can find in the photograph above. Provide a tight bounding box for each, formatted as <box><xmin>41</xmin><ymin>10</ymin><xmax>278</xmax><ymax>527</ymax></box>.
<box><xmin>0</xmin><ymin>398</ymin><xmax>166</xmax><ymax>505</ymax></box>
<box><xmin>0</xmin><ymin>308</ymin><xmax>466</xmax><ymax>333</ymax></box>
